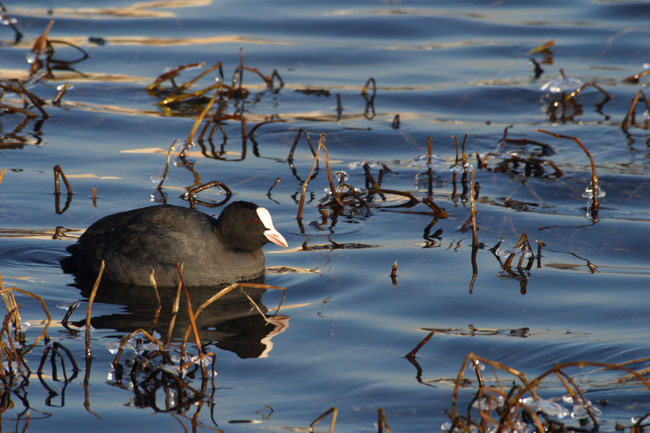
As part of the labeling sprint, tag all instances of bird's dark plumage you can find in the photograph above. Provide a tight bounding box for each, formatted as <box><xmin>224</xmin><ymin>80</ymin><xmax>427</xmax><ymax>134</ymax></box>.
<box><xmin>61</xmin><ymin>201</ymin><xmax>288</xmax><ymax>287</ymax></box>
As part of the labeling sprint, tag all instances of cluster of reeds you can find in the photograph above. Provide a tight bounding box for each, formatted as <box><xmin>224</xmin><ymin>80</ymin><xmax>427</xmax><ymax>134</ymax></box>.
<box><xmin>293</xmin><ymin>133</ymin><xmax>448</xmax><ymax>234</ymax></box>
<box><xmin>148</xmin><ymin>51</ymin><xmax>288</xmax><ymax>205</ymax></box>
<box><xmin>308</xmin><ymin>406</ymin><xmax>391</xmax><ymax>433</ymax></box>
<box><xmin>528</xmin><ymin>41</ymin><xmax>611</xmax><ymax>122</ymax></box>
<box><xmin>147</xmin><ymin>50</ymin><xmax>285</xmax><ymax>145</ymax></box>
<box><xmin>400</xmin><ymin>330</ymin><xmax>650</xmax><ymax>433</ymax></box>
<box><xmin>0</xmin><ymin>19</ymin><xmax>89</xmax><ymax>149</ymax></box>
<box><xmin>96</xmin><ymin>263</ymin><xmax>287</xmax><ymax>423</ymax></box>
<box><xmin>138</xmin><ymin>39</ymin><xmax>625</xmax><ymax>230</ymax></box>
<box><xmin>25</xmin><ymin>20</ymin><xmax>89</xmax><ymax>79</ymax></box>
<box><xmin>298</xmin><ymin>350</ymin><xmax>650</xmax><ymax>433</ymax></box>
<box><xmin>489</xmin><ymin>234</ymin><xmax>538</xmax><ymax>294</ymax></box>
<box><xmin>475</xmin><ymin>126</ymin><xmax>601</xmax><ymax>219</ymax></box>
<box><xmin>442</xmin><ymin>353</ymin><xmax>650</xmax><ymax>433</ymax></box>
<box><xmin>0</xmin><ymin>260</ymin><xmax>287</xmax><ymax>429</ymax></box>
<box><xmin>0</xmin><ymin>273</ymin><xmax>63</xmax><ymax>427</ymax></box>
<box><xmin>528</xmin><ymin>40</ymin><xmax>649</xmax><ymax>134</ymax></box>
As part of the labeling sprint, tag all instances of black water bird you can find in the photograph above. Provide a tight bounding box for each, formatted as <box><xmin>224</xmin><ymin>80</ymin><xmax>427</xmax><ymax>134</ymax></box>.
<box><xmin>61</xmin><ymin>201</ymin><xmax>288</xmax><ymax>287</ymax></box>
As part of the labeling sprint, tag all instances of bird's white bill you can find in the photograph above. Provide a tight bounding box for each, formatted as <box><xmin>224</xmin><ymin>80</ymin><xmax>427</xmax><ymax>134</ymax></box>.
<box><xmin>257</xmin><ymin>207</ymin><xmax>289</xmax><ymax>248</ymax></box>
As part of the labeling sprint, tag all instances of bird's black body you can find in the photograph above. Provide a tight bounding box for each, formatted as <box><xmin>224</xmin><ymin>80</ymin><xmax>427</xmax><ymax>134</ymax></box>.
<box><xmin>61</xmin><ymin>201</ymin><xmax>286</xmax><ymax>287</ymax></box>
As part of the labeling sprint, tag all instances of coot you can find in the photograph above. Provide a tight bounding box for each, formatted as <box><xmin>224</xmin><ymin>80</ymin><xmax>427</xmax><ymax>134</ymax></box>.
<box><xmin>61</xmin><ymin>201</ymin><xmax>288</xmax><ymax>287</ymax></box>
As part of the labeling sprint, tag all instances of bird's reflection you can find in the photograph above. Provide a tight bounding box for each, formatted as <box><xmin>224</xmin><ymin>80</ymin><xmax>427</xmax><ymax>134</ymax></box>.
<box><xmin>71</xmin><ymin>275</ymin><xmax>289</xmax><ymax>359</ymax></box>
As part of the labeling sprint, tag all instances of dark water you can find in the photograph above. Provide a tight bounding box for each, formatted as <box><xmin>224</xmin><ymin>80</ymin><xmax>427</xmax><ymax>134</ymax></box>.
<box><xmin>1</xmin><ymin>1</ymin><xmax>650</xmax><ymax>432</ymax></box>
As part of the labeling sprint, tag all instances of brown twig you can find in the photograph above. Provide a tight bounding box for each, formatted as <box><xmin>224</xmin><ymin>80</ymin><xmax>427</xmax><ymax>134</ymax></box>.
<box><xmin>52</xmin><ymin>83</ymin><xmax>70</xmax><ymax>105</ymax></box>
<box><xmin>623</xmin><ymin>68</ymin><xmax>650</xmax><ymax>84</ymax></box>
<box><xmin>309</xmin><ymin>406</ymin><xmax>338</xmax><ymax>433</ymax></box>
<box><xmin>336</xmin><ymin>93</ymin><xmax>343</xmax><ymax>121</ymax></box>
<box><xmin>621</xmin><ymin>89</ymin><xmax>650</xmax><ymax>132</ymax></box>
<box><xmin>149</xmin><ymin>270</ymin><xmax>161</xmax><ymax>331</ymax></box>
<box><xmin>30</xmin><ymin>20</ymin><xmax>54</xmax><ymax>76</ymax></box>
<box><xmin>0</xmin><ymin>286</ymin><xmax>51</xmax><ymax>354</ymax></box>
<box><xmin>85</xmin><ymin>260</ymin><xmax>104</xmax><ymax>359</ymax></box>
<box><xmin>361</xmin><ymin>77</ymin><xmax>376</xmax><ymax>100</ymax></box>
<box><xmin>297</xmin><ymin>133</ymin><xmax>334</xmax><ymax>221</ymax></box>
<box><xmin>176</xmin><ymin>263</ymin><xmax>206</xmax><ymax>376</ymax></box>
<box><xmin>267</xmin><ymin>176</ymin><xmax>281</xmax><ymax>197</ymax></box>
<box><xmin>469</xmin><ymin>171</ymin><xmax>478</xmax><ymax>246</ymax></box>
<box><xmin>167</xmin><ymin>61</ymin><xmax>222</xmax><ymax>98</ymax></box>
<box><xmin>88</xmin><ymin>187</ymin><xmax>96</xmax><ymax>208</ymax></box>
<box><xmin>390</xmin><ymin>260</ymin><xmax>398</xmax><ymax>285</ymax></box>
<box><xmin>59</xmin><ymin>301</ymin><xmax>79</xmax><ymax>333</ymax></box>
<box><xmin>156</xmin><ymin>140</ymin><xmax>179</xmax><ymax>191</ymax></box>
<box><xmin>187</xmin><ymin>86</ymin><xmax>223</xmax><ymax>144</ymax></box>
<box><xmin>405</xmin><ymin>330</ymin><xmax>435</xmax><ymax>358</ymax></box>
<box><xmin>147</xmin><ymin>62</ymin><xmax>207</xmax><ymax>91</ymax></box>
<box><xmin>563</xmin><ymin>81</ymin><xmax>612</xmax><ymax>102</ymax></box>
<box><xmin>165</xmin><ymin>271</ymin><xmax>184</xmax><ymax>346</ymax></box>
<box><xmin>287</xmin><ymin>129</ymin><xmax>317</xmax><ymax>162</ymax></box>
<box><xmin>378</xmin><ymin>408</ymin><xmax>391</xmax><ymax>433</ymax></box>
<box><xmin>423</xmin><ymin>197</ymin><xmax>448</xmax><ymax>218</ymax></box>
<box><xmin>537</xmin><ymin>129</ymin><xmax>600</xmax><ymax>213</ymax></box>
<box><xmin>53</xmin><ymin>164</ymin><xmax>73</xmax><ymax>195</ymax></box>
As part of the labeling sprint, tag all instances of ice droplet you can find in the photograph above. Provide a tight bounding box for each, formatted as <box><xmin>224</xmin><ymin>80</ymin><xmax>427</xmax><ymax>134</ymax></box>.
<box><xmin>581</xmin><ymin>182</ymin><xmax>606</xmax><ymax>199</ymax></box>
<box><xmin>541</xmin><ymin>75</ymin><xmax>583</xmax><ymax>93</ymax></box>
<box><xmin>348</xmin><ymin>160</ymin><xmax>377</xmax><ymax>170</ymax></box>
<box><xmin>160</xmin><ymin>364</ymin><xmax>180</xmax><ymax>375</ymax></box>
<box><xmin>25</xmin><ymin>52</ymin><xmax>38</xmax><ymax>64</ymax></box>
<box><xmin>105</xmin><ymin>341</ymin><xmax>120</xmax><ymax>355</ymax></box>
<box><xmin>471</xmin><ymin>395</ymin><xmax>504</xmax><ymax>410</ymax></box>
<box><xmin>521</xmin><ymin>397</ymin><xmax>570</xmax><ymax>419</ymax></box>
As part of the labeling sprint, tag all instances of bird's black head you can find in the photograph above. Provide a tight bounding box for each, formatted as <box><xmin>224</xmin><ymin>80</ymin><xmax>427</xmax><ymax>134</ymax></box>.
<box><xmin>216</xmin><ymin>201</ymin><xmax>288</xmax><ymax>251</ymax></box>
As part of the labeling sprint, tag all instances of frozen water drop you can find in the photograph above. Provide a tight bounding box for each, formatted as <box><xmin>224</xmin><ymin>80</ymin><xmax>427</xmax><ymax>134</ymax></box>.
<box><xmin>582</xmin><ymin>182</ymin><xmax>606</xmax><ymax>199</ymax></box>
<box><xmin>25</xmin><ymin>52</ymin><xmax>38</xmax><ymax>64</ymax></box>
<box><xmin>348</xmin><ymin>160</ymin><xmax>377</xmax><ymax>170</ymax></box>
<box><xmin>56</xmin><ymin>301</ymin><xmax>79</xmax><ymax>310</ymax></box>
<box><xmin>160</xmin><ymin>364</ymin><xmax>180</xmax><ymax>375</ymax></box>
<box><xmin>495</xmin><ymin>247</ymin><xmax>511</xmax><ymax>258</ymax></box>
<box><xmin>541</xmin><ymin>75</ymin><xmax>583</xmax><ymax>93</ymax></box>
<box><xmin>105</xmin><ymin>341</ymin><xmax>120</xmax><ymax>355</ymax></box>
<box><xmin>471</xmin><ymin>395</ymin><xmax>504</xmax><ymax>410</ymax></box>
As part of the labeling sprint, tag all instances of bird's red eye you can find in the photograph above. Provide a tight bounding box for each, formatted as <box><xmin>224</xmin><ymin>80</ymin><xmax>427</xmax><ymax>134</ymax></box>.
<box><xmin>252</xmin><ymin>217</ymin><xmax>259</xmax><ymax>224</ymax></box>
